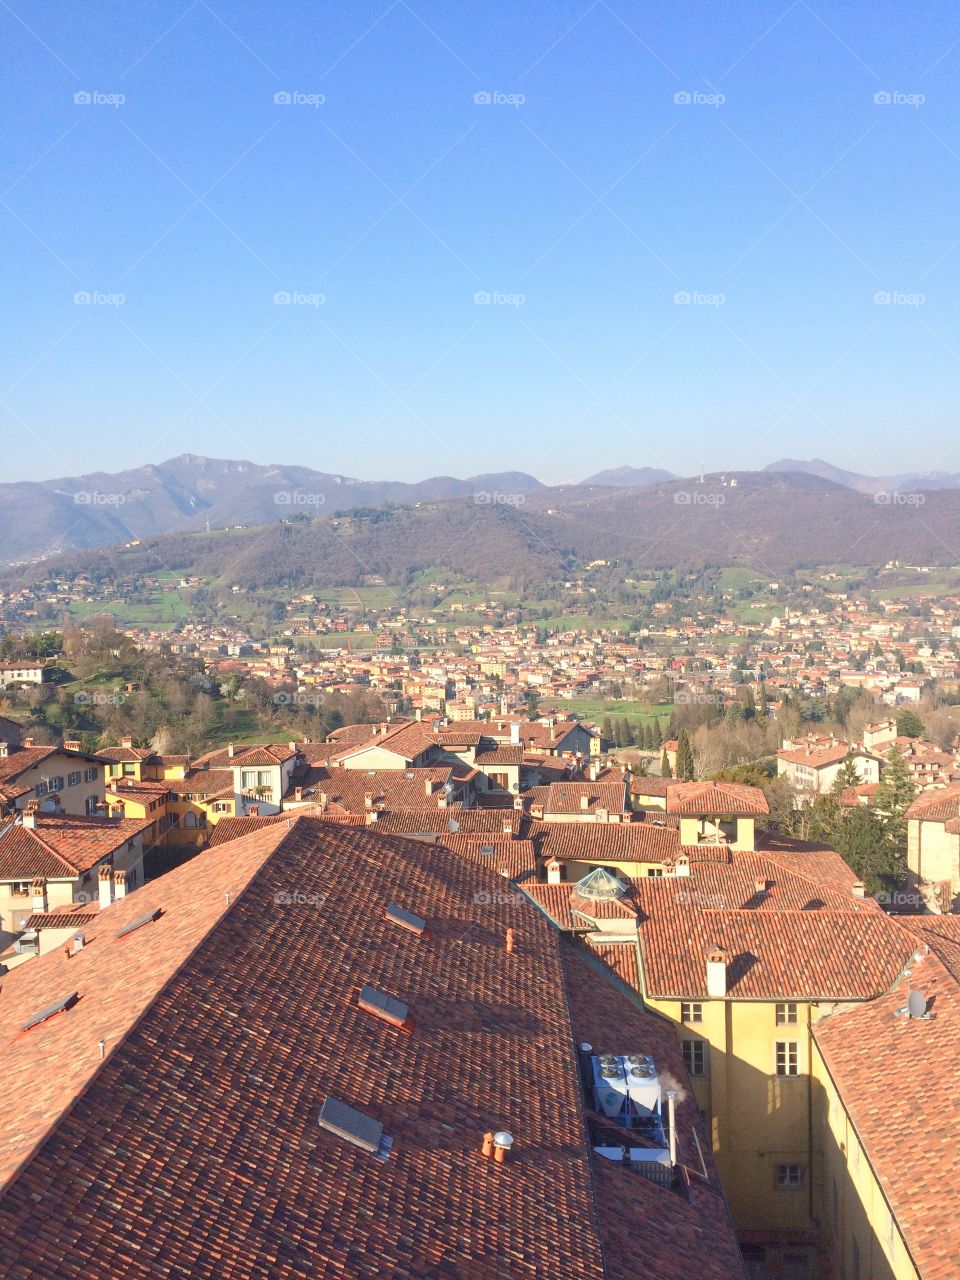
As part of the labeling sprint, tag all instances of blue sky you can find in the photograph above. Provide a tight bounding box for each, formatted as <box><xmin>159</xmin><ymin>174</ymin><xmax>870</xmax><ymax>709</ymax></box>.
<box><xmin>2</xmin><ymin>0</ymin><xmax>959</xmax><ymax>485</ymax></box>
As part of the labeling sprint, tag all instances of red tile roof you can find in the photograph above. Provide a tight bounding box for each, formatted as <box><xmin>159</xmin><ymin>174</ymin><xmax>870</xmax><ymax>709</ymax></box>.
<box><xmin>0</xmin><ymin>818</ymin><xmax>737</xmax><ymax>1279</ymax></box>
<box><xmin>664</xmin><ymin>781</ymin><xmax>769</xmax><ymax>816</ymax></box>
<box><xmin>0</xmin><ymin>813</ymin><xmax>151</xmax><ymax>880</ymax></box>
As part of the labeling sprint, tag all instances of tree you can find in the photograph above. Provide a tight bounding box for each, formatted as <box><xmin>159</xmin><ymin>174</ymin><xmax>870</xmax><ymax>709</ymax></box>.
<box><xmin>660</xmin><ymin>750</ymin><xmax>673</xmax><ymax>778</ymax></box>
<box><xmin>601</xmin><ymin>714</ymin><xmax>613</xmax><ymax>744</ymax></box>
<box><xmin>896</xmin><ymin>708</ymin><xmax>924</xmax><ymax>739</ymax></box>
<box><xmin>873</xmin><ymin>745</ymin><xmax>915</xmax><ymax>859</ymax></box>
<box><xmin>525</xmin><ymin>691</ymin><xmax>540</xmax><ymax>721</ymax></box>
<box><xmin>831</xmin><ymin>753</ymin><xmax>862</xmax><ymax>796</ymax></box>
<box><xmin>832</xmin><ymin>805</ymin><xmax>904</xmax><ymax>897</ymax></box>
<box><xmin>676</xmin><ymin>728</ymin><xmax>694</xmax><ymax>780</ymax></box>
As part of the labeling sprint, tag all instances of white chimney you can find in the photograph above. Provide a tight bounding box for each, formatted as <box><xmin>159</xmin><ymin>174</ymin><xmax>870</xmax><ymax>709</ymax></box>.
<box><xmin>31</xmin><ymin>877</ymin><xmax>48</xmax><ymax>914</ymax></box>
<box><xmin>114</xmin><ymin>868</ymin><xmax>128</xmax><ymax>901</ymax></box>
<box><xmin>510</xmin><ymin>722</ymin><xmax>521</xmax><ymax>745</ymax></box>
<box><xmin>21</xmin><ymin>802</ymin><xmax>39</xmax><ymax>830</ymax></box>
<box><xmin>227</xmin><ymin>743</ymin><xmax>235</xmax><ymax>758</ymax></box>
<box><xmin>424</xmin><ymin>778</ymin><xmax>434</xmax><ymax>796</ymax></box>
<box><xmin>666</xmin><ymin>1090</ymin><xmax>678</xmax><ymax>1166</ymax></box>
<box><xmin>580</xmin><ymin>795</ymin><xmax>590</xmax><ymax>811</ymax></box>
<box><xmin>851</xmin><ymin>881</ymin><xmax>866</xmax><ymax>898</ymax></box>
<box><xmin>706</xmin><ymin>946</ymin><xmax>728</xmax><ymax>998</ymax></box>
<box><xmin>98</xmin><ymin>865</ymin><xmax>114</xmax><ymax>910</ymax></box>
<box><xmin>546</xmin><ymin>858</ymin><xmax>563</xmax><ymax>885</ymax></box>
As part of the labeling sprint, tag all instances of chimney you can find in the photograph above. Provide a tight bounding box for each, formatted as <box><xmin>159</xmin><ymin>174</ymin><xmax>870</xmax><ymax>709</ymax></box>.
<box><xmin>665</xmin><ymin>1090</ymin><xmax>678</xmax><ymax>1166</ymax></box>
<box><xmin>294</xmin><ymin>786</ymin><xmax>304</xmax><ymax>802</ymax></box>
<box><xmin>415</xmin><ymin>708</ymin><xmax>422</xmax><ymax>722</ymax></box>
<box><xmin>706</xmin><ymin>946</ymin><xmax>728</xmax><ymax>998</ymax></box>
<box><xmin>493</xmin><ymin>1131</ymin><xmax>513</xmax><ymax>1164</ymax></box>
<box><xmin>22</xmin><ymin>801</ymin><xmax>39</xmax><ymax>830</ymax></box>
<box><xmin>31</xmin><ymin>877</ymin><xmax>48</xmax><ymax>914</ymax></box>
<box><xmin>754</xmin><ymin>877</ymin><xmax>769</xmax><ymax>895</ymax></box>
<box><xmin>120</xmin><ymin>736</ymin><xmax>134</xmax><ymax>749</ymax></box>
<box><xmin>424</xmin><ymin>778</ymin><xmax>434</xmax><ymax>796</ymax></box>
<box><xmin>63</xmin><ymin>739</ymin><xmax>82</xmax><ymax>753</ymax></box>
<box><xmin>546</xmin><ymin>858</ymin><xmax>563</xmax><ymax>885</ymax></box>
<box><xmin>23</xmin><ymin>736</ymin><xmax>34</xmax><ymax>748</ymax></box>
<box><xmin>580</xmin><ymin>795</ymin><xmax>590</xmax><ymax>811</ymax></box>
<box><xmin>481</xmin><ymin>1131</ymin><xmax>494</xmax><ymax>1159</ymax></box>
<box><xmin>114</xmin><ymin>868</ymin><xmax>128</xmax><ymax>901</ymax></box>
<box><xmin>364</xmin><ymin>792</ymin><xmax>373</xmax><ymax>810</ymax></box>
<box><xmin>70</xmin><ymin>931</ymin><xmax>85</xmax><ymax>956</ymax></box>
<box><xmin>851</xmin><ymin>880</ymin><xmax>866</xmax><ymax>898</ymax></box>
<box><xmin>502</xmin><ymin>819</ymin><xmax>513</xmax><ymax>834</ymax></box>
<box><xmin>98</xmin><ymin>865</ymin><xmax>114</xmax><ymax>909</ymax></box>
<box><xmin>288</xmin><ymin>741</ymin><xmax>297</xmax><ymax>753</ymax></box>
<box><xmin>510</xmin><ymin>722</ymin><xmax>521</xmax><ymax>746</ymax></box>
<box><xmin>588</xmin><ymin>761</ymin><xmax>599</xmax><ymax>782</ymax></box>
<box><xmin>0</xmin><ymin>743</ymin><xmax>8</xmax><ymax>758</ymax></box>
<box><xmin>318</xmin><ymin>791</ymin><xmax>327</xmax><ymax>810</ymax></box>
<box><xmin>227</xmin><ymin>743</ymin><xmax>235</xmax><ymax>758</ymax></box>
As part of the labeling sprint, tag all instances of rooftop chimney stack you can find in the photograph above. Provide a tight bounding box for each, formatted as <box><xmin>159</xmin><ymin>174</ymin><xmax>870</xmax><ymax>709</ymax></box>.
<box><xmin>63</xmin><ymin>739</ymin><xmax>82</xmax><ymax>753</ymax></box>
<box><xmin>31</xmin><ymin>877</ymin><xmax>47</xmax><ymax>914</ymax></box>
<box><xmin>22</xmin><ymin>801</ymin><xmax>39</xmax><ymax>830</ymax></box>
<box><xmin>510</xmin><ymin>722</ymin><xmax>521</xmax><ymax>746</ymax></box>
<box><xmin>23</xmin><ymin>737</ymin><xmax>34</xmax><ymax>749</ymax></box>
<box><xmin>120</xmin><ymin>736</ymin><xmax>134</xmax><ymax>749</ymax></box>
<box><xmin>98</xmin><ymin>865</ymin><xmax>114</xmax><ymax>910</ymax></box>
<box><xmin>114</xmin><ymin>869</ymin><xmax>128</xmax><ymax>901</ymax></box>
<box><xmin>227</xmin><ymin>743</ymin><xmax>235</xmax><ymax>759</ymax></box>
<box><xmin>493</xmin><ymin>1131</ymin><xmax>513</xmax><ymax>1164</ymax></box>
<box><xmin>851</xmin><ymin>881</ymin><xmax>866</xmax><ymax>898</ymax></box>
<box><xmin>580</xmin><ymin>795</ymin><xmax>590</xmax><ymax>811</ymax></box>
<box><xmin>546</xmin><ymin>858</ymin><xmax>563</xmax><ymax>885</ymax></box>
<box><xmin>706</xmin><ymin>945</ymin><xmax>728</xmax><ymax>998</ymax></box>
<box><xmin>665</xmin><ymin>1090</ymin><xmax>678</xmax><ymax>1166</ymax></box>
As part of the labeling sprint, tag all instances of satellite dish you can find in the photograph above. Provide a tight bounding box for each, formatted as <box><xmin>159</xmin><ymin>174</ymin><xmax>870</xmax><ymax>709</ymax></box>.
<box><xmin>908</xmin><ymin>990</ymin><xmax>926</xmax><ymax>1019</ymax></box>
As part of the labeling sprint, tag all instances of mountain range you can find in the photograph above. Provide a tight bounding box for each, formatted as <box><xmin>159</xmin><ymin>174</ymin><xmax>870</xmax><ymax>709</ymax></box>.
<box><xmin>1</xmin><ymin>455</ymin><xmax>960</xmax><ymax>565</ymax></box>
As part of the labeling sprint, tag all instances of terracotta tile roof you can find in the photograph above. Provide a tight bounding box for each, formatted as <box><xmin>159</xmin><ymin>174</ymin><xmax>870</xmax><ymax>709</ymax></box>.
<box><xmin>334</xmin><ymin>721</ymin><xmax>437</xmax><ymax>763</ymax></box>
<box><xmin>373</xmin><ymin>809</ymin><xmax>524</xmax><ymax>836</ymax></box>
<box><xmin>523</xmin><ymin>881</ymin><xmax>639</xmax><ymax>930</ymax></box>
<box><xmin>0</xmin><ymin>818</ymin><xmax>720</xmax><ymax>1279</ymax></box>
<box><xmin>0</xmin><ymin>813</ymin><xmax>152</xmax><ymax>880</ymax></box>
<box><xmin>664</xmin><ymin>781</ymin><xmax>769</xmax><ymax>816</ymax></box>
<box><xmin>813</xmin><ymin>938</ymin><xmax>960</xmax><ymax>1280</ymax></box>
<box><xmin>474</xmin><ymin>745</ymin><xmax>524</xmax><ymax>766</ymax></box>
<box><xmin>905</xmin><ymin>782</ymin><xmax>960</xmax><ymax>822</ymax></box>
<box><xmin>0</xmin><ymin>745</ymin><xmax>58</xmax><ymax>785</ymax></box>
<box><xmin>22</xmin><ymin>902</ymin><xmax>101</xmax><ymax>930</ymax></box>
<box><xmin>545</xmin><ymin>781</ymin><xmax>628</xmax><ymax>815</ymax></box>
<box><xmin>528</xmin><ymin>819</ymin><xmax>682</xmax><ymax>863</ymax></box>
<box><xmin>286</xmin><ymin>766</ymin><xmax>460</xmax><ymax>813</ymax></box>
<box><xmin>193</xmin><ymin>743</ymin><xmax>296</xmax><ymax>768</ymax></box>
<box><xmin>168</xmin><ymin>768</ymin><xmax>235</xmax><ymax>799</ymax></box>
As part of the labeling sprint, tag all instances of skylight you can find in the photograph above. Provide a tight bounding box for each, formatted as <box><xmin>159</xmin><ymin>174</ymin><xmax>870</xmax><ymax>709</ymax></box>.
<box><xmin>116</xmin><ymin>907</ymin><xmax>161</xmax><ymax>939</ymax></box>
<box><xmin>22</xmin><ymin>991</ymin><xmax>78</xmax><ymax>1032</ymax></box>
<box><xmin>386</xmin><ymin>904</ymin><xmax>427</xmax><ymax>936</ymax></box>
<box><xmin>318</xmin><ymin>1096</ymin><xmax>393</xmax><ymax>1160</ymax></box>
<box><xmin>358</xmin><ymin>983</ymin><xmax>410</xmax><ymax>1027</ymax></box>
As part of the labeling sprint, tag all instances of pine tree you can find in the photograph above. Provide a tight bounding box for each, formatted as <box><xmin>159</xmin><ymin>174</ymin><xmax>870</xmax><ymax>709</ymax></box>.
<box><xmin>652</xmin><ymin>718</ymin><xmax>663</xmax><ymax>747</ymax></box>
<box><xmin>660</xmin><ymin>750</ymin><xmax>673</xmax><ymax>778</ymax></box>
<box><xmin>676</xmin><ymin>728</ymin><xmax>694</xmax><ymax>780</ymax></box>
<box><xmin>831</xmin><ymin>753</ymin><xmax>862</xmax><ymax>796</ymax></box>
<box><xmin>896</xmin><ymin>708</ymin><xmax>924</xmax><ymax>739</ymax></box>
<box><xmin>874</xmin><ymin>744</ymin><xmax>915</xmax><ymax>820</ymax></box>
<box><xmin>601</xmin><ymin>714</ymin><xmax>613</xmax><ymax>745</ymax></box>
<box><xmin>759</xmin><ymin>682</ymin><xmax>769</xmax><ymax>719</ymax></box>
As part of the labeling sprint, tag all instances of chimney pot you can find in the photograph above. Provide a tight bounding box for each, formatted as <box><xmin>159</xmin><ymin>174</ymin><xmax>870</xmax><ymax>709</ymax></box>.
<box><xmin>481</xmin><ymin>1131</ymin><xmax>494</xmax><ymax>1159</ymax></box>
<box><xmin>31</xmin><ymin>877</ymin><xmax>47</xmax><ymax>914</ymax></box>
<box><xmin>505</xmin><ymin>928</ymin><xmax>515</xmax><ymax>954</ymax></box>
<box><xmin>98</xmin><ymin>865</ymin><xmax>114</xmax><ymax>910</ymax></box>
<box><xmin>492</xmin><ymin>1131</ymin><xmax>513</xmax><ymax>1164</ymax></box>
<box><xmin>706</xmin><ymin>945</ymin><xmax>728</xmax><ymax>998</ymax></box>
<box><xmin>114</xmin><ymin>869</ymin><xmax>128</xmax><ymax>900</ymax></box>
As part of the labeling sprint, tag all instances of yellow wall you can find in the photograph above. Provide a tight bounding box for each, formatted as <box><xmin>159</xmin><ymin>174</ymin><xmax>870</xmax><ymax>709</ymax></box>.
<box><xmin>810</xmin><ymin>1037</ymin><xmax>919</xmax><ymax>1280</ymax></box>
<box><xmin>907</xmin><ymin>817</ymin><xmax>959</xmax><ymax>897</ymax></box>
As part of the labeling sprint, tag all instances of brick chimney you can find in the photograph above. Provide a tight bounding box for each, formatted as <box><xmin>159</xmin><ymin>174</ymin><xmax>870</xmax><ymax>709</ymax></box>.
<box><xmin>114</xmin><ymin>868</ymin><xmax>128</xmax><ymax>901</ymax></box>
<box><xmin>23</xmin><ymin>736</ymin><xmax>34</xmax><ymax>749</ymax></box>
<box><xmin>98</xmin><ymin>865</ymin><xmax>114</xmax><ymax>910</ymax></box>
<box><xmin>21</xmin><ymin>800</ymin><xmax>39</xmax><ymax>830</ymax></box>
<box><xmin>31</xmin><ymin>877</ymin><xmax>47</xmax><ymax>914</ymax></box>
<box><xmin>706</xmin><ymin>946</ymin><xmax>728</xmax><ymax>998</ymax></box>
<box><xmin>121</xmin><ymin>736</ymin><xmax>134</xmax><ymax>749</ymax></box>
<box><xmin>63</xmin><ymin>739</ymin><xmax>82</xmax><ymax>752</ymax></box>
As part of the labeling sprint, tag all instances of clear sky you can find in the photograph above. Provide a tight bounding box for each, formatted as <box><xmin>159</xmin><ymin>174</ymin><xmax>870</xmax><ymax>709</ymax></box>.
<box><xmin>2</xmin><ymin>0</ymin><xmax>959</xmax><ymax>485</ymax></box>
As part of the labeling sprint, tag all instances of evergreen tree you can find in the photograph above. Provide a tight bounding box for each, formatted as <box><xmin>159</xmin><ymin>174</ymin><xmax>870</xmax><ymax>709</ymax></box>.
<box><xmin>601</xmin><ymin>714</ymin><xmax>613</xmax><ymax>745</ymax></box>
<box><xmin>831</xmin><ymin>753</ymin><xmax>862</xmax><ymax>796</ymax></box>
<box><xmin>759</xmin><ymin>682</ymin><xmax>769</xmax><ymax>719</ymax></box>
<box><xmin>660</xmin><ymin>750</ymin><xmax>673</xmax><ymax>778</ymax></box>
<box><xmin>676</xmin><ymin>728</ymin><xmax>694</xmax><ymax>780</ymax></box>
<box><xmin>652</xmin><ymin>718</ymin><xmax>663</xmax><ymax>747</ymax></box>
<box><xmin>896</xmin><ymin>708</ymin><xmax>924</xmax><ymax>739</ymax></box>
